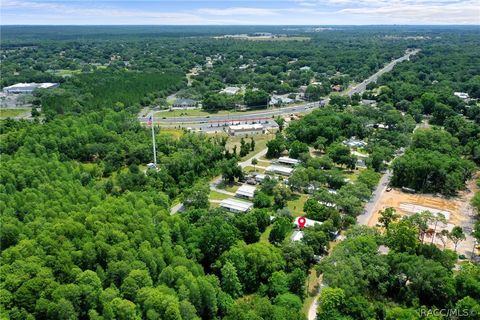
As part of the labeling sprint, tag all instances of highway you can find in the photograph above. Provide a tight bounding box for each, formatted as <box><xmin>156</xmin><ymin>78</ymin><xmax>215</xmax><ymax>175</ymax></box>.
<box><xmin>140</xmin><ymin>101</ymin><xmax>320</xmax><ymax>128</ymax></box>
<box><xmin>142</xmin><ymin>49</ymin><xmax>419</xmax><ymax>131</ymax></box>
<box><xmin>346</xmin><ymin>49</ymin><xmax>419</xmax><ymax>97</ymax></box>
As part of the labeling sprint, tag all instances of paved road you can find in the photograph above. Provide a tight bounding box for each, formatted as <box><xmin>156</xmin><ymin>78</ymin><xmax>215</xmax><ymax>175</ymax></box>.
<box><xmin>356</xmin><ymin>120</ymin><xmax>423</xmax><ymax>226</ymax></box>
<box><xmin>144</xmin><ymin>49</ymin><xmax>419</xmax><ymax>131</ymax></box>
<box><xmin>346</xmin><ymin>49</ymin><xmax>419</xmax><ymax>97</ymax></box>
<box><xmin>240</xmin><ymin>148</ymin><xmax>268</xmax><ymax>168</ymax></box>
<box><xmin>140</xmin><ymin>102</ymin><xmax>320</xmax><ymax>126</ymax></box>
<box><xmin>356</xmin><ymin>170</ymin><xmax>393</xmax><ymax>225</ymax></box>
<box><xmin>170</xmin><ymin>148</ymin><xmax>268</xmax><ymax>214</ymax></box>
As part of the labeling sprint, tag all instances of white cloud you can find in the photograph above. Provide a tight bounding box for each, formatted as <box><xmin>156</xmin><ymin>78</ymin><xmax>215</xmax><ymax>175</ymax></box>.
<box><xmin>2</xmin><ymin>0</ymin><xmax>479</xmax><ymax>25</ymax></box>
<box><xmin>339</xmin><ymin>2</ymin><xmax>480</xmax><ymax>24</ymax></box>
<box><xmin>197</xmin><ymin>7</ymin><xmax>277</xmax><ymax>16</ymax></box>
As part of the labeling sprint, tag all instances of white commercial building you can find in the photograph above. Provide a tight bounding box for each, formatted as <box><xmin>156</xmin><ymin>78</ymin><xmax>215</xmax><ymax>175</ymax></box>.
<box><xmin>3</xmin><ymin>82</ymin><xmax>59</xmax><ymax>94</ymax></box>
<box><xmin>220</xmin><ymin>198</ymin><xmax>253</xmax><ymax>213</ymax></box>
<box><xmin>228</xmin><ymin>124</ymin><xmax>264</xmax><ymax>136</ymax></box>
<box><xmin>278</xmin><ymin>156</ymin><xmax>300</xmax><ymax>166</ymax></box>
<box><xmin>235</xmin><ymin>184</ymin><xmax>256</xmax><ymax>199</ymax></box>
<box><xmin>265</xmin><ymin>165</ymin><xmax>293</xmax><ymax>176</ymax></box>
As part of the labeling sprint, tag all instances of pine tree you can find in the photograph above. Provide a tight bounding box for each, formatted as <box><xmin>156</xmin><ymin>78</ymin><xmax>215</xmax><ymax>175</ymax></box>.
<box><xmin>221</xmin><ymin>262</ymin><xmax>242</xmax><ymax>298</ymax></box>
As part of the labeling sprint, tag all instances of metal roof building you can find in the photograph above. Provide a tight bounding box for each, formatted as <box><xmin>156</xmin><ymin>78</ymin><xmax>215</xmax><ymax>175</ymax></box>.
<box><xmin>228</xmin><ymin>124</ymin><xmax>264</xmax><ymax>136</ymax></box>
<box><xmin>221</xmin><ymin>86</ymin><xmax>241</xmax><ymax>95</ymax></box>
<box><xmin>278</xmin><ymin>156</ymin><xmax>301</xmax><ymax>166</ymax></box>
<box><xmin>220</xmin><ymin>198</ymin><xmax>253</xmax><ymax>213</ymax></box>
<box><xmin>3</xmin><ymin>82</ymin><xmax>59</xmax><ymax>94</ymax></box>
<box><xmin>265</xmin><ymin>165</ymin><xmax>294</xmax><ymax>176</ymax></box>
<box><xmin>235</xmin><ymin>184</ymin><xmax>256</xmax><ymax>199</ymax></box>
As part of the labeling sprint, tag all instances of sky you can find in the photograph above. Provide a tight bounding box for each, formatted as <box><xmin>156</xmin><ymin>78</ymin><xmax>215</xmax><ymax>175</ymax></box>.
<box><xmin>1</xmin><ymin>0</ymin><xmax>479</xmax><ymax>25</ymax></box>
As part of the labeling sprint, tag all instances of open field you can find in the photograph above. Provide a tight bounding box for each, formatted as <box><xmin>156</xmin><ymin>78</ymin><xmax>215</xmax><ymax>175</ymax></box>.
<box><xmin>259</xmin><ymin>225</ymin><xmax>273</xmax><ymax>244</ymax></box>
<box><xmin>53</xmin><ymin>69</ymin><xmax>82</xmax><ymax>76</ymax></box>
<box><xmin>158</xmin><ymin>128</ymin><xmax>185</xmax><ymax>139</ymax></box>
<box><xmin>155</xmin><ymin>109</ymin><xmax>223</xmax><ymax>118</ymax></box>
<box><xmin>0</xmin><ymin>108</ymin><xmax>29</xmax><ymax>118</ymax></box>
<box><xmin>287</xmin><ymin>193</ymin><xmax>310</xmax><ymax>217</ymax></box>
<box><xmin>368</xmin><ymin>175</ymin><xmax>479</xmax><ymax>257</ymax></box>
<box><xmin>244</xmin><ymin>166</ymin><xmax>265</xmax><ymax>174</ymax></box>
<box><xmin>217</xmin><ymin>181</ymin><xmax>241</xmax><ymax>193</ymax></box>
<box><xmin>214</xmin><ymin>35</ymin><xmax>310</xmax><ymax>41</ymax></box>
<box><xmin>224</xmin><ymin>133</ymin><xmax>275</xmax><ymax>161</ymax></box>
<box><xmin>209</xmin><ymin>190</ymin><xmax>231</xmax><ymax>201</ymax></box>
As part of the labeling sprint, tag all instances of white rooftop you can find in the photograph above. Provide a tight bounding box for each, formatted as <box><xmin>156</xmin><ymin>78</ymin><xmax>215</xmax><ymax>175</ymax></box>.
<box><xmin>294</xmin><ymin>217</ymin><xmax>323</xmax><ymax>228</ymax></box>
<box><xmin>3</xmin><ymin>82</ymin><xmax>58</xmax><ymax>91</ymax></box>
<box><xmin>229</xmin><ymin>124</ymin><xmax>264</xmax><ymax>131</ymax></box>
<box><xmin>220</xmin><ymin>198</ymin><xmax>253</xmax><ymax>212</ymax></box>
<box><xmin>221</xmin><ymin>86</ymin><xmax>241</xmax><ymax>95</ymax></box>
<box><xmin>278</xmin><ymin>156</ymin><xmax>301</xmax><ymax>165</ymax></box>
<box><xmin>254</xmin><ymin>173</ymin><xmax>266</xmax><ymax>180</ymax></box>
<box><xmin>235</xmin><ymin>184</ymin><xmax>256</xmax><ymax>198</ymax></box>
<box><xmin>291</xmin><ymin>230</ymin><xmax>304</xmax><ymax>241</ymax></box>
<box><xmin>343</xmin><ymin>138</ymin><xmax>367</xmax><ymax>148</ymax></box>
<box><xmin>454</xmin><ymin>92</ymin><xmax>469</xmax><ymax>99</ymax></box>
<box><xmin>318</xmin><ymin>201</ymin><xmax>337</xmax><ymax>208</ymax></box>
<box><xmin>265</xmin><ymin>165</ymin><xmax>294</xmax><ymax>175</ymax></box>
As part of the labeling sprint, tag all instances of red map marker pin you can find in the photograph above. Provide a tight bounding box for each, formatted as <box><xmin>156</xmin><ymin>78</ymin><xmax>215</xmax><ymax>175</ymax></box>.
<box><xmin>298</xmin><ymin>217</ymin><xmax>306</xmax><ymax>229</ymax></box>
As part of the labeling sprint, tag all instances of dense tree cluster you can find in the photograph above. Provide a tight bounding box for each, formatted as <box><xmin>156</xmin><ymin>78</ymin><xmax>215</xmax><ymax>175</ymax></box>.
<box><xmin>316</xmin><ymin>223</ymin><xmax>480</xmax><ymax>319</ymax></box>
<box><xmin>391</xmin><ymin>129</ymin><xmax>475</xmax><ymax>195</ymax></box>
<box><xmin>2</xmin><ymin>25</ymin><xmax>480</xmax><ymax>320</ymax></box>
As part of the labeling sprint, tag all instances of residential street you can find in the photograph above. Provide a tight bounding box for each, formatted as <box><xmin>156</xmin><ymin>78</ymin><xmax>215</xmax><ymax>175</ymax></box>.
<box><xmin>357</xmin><ymin>170</ymin><xmax>392</xmax><ymax>226</ymax></box>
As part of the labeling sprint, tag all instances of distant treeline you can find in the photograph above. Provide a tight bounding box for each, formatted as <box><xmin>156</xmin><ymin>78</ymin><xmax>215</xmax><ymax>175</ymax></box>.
<box><xmin>38</xmin><ymin>70</ymin><xmax>184</xmax><ymax>117</ymax></box>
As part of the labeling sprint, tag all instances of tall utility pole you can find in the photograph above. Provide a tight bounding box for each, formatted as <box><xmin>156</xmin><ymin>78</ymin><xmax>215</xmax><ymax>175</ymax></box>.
<box><xmin>150</xmin><ymin>114</ymin><xmax>157</xmax><ymax>166</ymax></box>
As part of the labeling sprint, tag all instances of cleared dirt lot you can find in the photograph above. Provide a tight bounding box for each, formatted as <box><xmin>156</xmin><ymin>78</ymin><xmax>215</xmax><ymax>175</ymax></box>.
<box><xmin>368</xmin><ymin>175</ymin><xmax>479</xmax><ymax>258</ymax></box>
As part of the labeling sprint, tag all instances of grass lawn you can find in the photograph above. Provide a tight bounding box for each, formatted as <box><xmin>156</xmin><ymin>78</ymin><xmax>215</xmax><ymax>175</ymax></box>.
<box><xmin>209</xmin><ymin>190</ymin><xmax>231</xmax><ymax>201</ymax></box>
<box><xmin>217</xmin><ymin>181</ymin><xmax>241</xmax><ymax>193</ymax></box>
<box><xmin>171</xmin><ymin>197</ymin><xmax>182</xmax><ymax>207</ymax></box>
<box><xmin>212</xmin><ymin>132</ymin><xmax>274</xmax><ymax>161</ymax></box>
<box><xmin>302</xmin><ymin>268</ymin><xmax>321</xmax><ymax>317</ymax></box>
<box><xmin>155</xmin><ymin>109</ymin><xmax>219</xmax><ymax>118</ymax></box>
<box><xmin>287</xmin><ymin>193</ymin><xmax>310</xmax><ymax>216</ymax></box>
<box><xmin>0</xmin><ymin>109</ymin><xmax>29</xmax><ymax>118</ymax></box>
<box><xmin>210</xmin><ymin>202</ymin><xmax>220</xmax><ymax>209</ymax></box>
<box><xmin>259</xmin><ymin>225</ymin><xmax>273</xmax><ymax>244</ymax></box>
<box><xmin>344</xmin><ymin>168</ymin><xmax>364</xmax><ymax>182</ymax></box>
<box><xmin>234</xmin><ymin>134</ymin><xmax>274</xmax><ymax>161</ymax></box>
<box><xmin>55</xmin><ymin>69</ymin><xmax>81</xmax><ymax>76</ymax></box>
<box><xmin>158</xmin><ymin>128</ymin><xmax>184</xmax><ymax>139</ymax></box>
<box><xmin>244</xmin><ymin>166</ymin><xmax>265</xmax><ymax>174</ymax></box>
